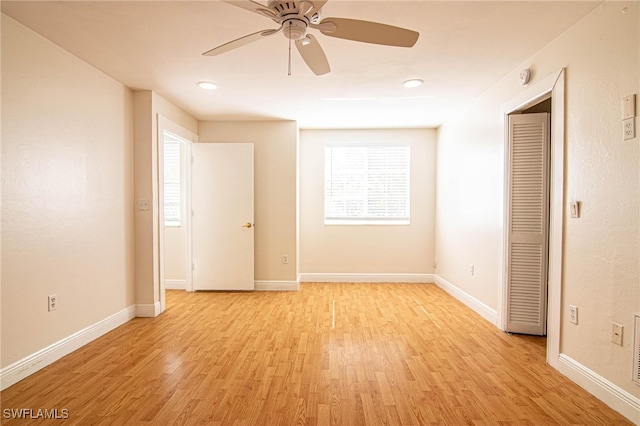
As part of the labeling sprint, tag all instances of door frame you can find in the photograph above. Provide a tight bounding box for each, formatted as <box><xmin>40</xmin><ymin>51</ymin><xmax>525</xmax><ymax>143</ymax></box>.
<box><xmin>157</xmin><ymin>115</ymin><xmax>197</xmax><ymax>309</ymax></box>
<box><xmin>497</xmin><ymin>69</ymin><xmax>565</xmax><ymax>368</ymax></box>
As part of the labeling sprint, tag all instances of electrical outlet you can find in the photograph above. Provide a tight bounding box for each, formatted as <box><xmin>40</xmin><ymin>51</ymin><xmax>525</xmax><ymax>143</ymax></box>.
<box><xmin>470</xmin><ymin>264</ymin><xmax>475</xmax><ymax>276</ymax></box>
<box><xmin>623</xmin><ymin>118</ymin><xmax>635</xmax><ymax>140</ymax></box>
<box><xmin>282</xmin><ymin>254</ymin><xmax>289</xmax><ymax>264</ymax></box>
<box><xmin>612</xmin><ymin>322</ymin><xmax>623</xmax><ymax>346</ymax></box>
<box><xmin>48</xmin><ymin>294</ymin><xmax>57</xmax><ymax>312</ymax></box>
<box><xmin>569</xmin><ymin>305</ymin><xmax>578</xmax><ymax>324</ymax></box>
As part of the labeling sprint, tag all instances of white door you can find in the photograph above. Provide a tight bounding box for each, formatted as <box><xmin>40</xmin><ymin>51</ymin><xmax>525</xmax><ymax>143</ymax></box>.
<box><xmin>191</xmin><ymin>143</ymin><xmax>254</xmax><ymax>291</ymax></box>
<box><xmin>505</xmin><ymin>113</ymin><xmax>550</xmax><ymax>335</ymax></box>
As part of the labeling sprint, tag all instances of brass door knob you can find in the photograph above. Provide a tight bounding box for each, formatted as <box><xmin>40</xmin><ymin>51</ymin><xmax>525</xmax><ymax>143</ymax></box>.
<box><xmin>242</xmin><ymin>223</ymin><xmax>253</xmax><ymax>229</ymax></box>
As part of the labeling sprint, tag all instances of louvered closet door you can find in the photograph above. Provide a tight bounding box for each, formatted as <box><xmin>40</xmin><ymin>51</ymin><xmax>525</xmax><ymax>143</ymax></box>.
<box><xmin>506</xmin><ymin>113</ymin><xmax>550</xmax><ymax>335</ymax></box>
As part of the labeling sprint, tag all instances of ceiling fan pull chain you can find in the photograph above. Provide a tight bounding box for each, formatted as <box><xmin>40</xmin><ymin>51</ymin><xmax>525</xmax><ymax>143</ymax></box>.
<box><xmin>288</xmin><ymin>21</ymin><xmax>292</xmax><ymax>76</ymax></box>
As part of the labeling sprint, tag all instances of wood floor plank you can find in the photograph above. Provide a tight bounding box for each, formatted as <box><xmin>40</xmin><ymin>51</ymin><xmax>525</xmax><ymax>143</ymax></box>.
<box><xmin>0</xmin><ymin>283</ymin><xmax>632</xmax><ymax>425</ymax></box>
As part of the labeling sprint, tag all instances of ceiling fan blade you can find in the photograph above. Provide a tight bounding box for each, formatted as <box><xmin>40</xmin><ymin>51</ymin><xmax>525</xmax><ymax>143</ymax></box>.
<box><xmin>223</xmin><ymin>1</ymin><xmax>278</xmax><ymax>21</ymax></box>
<box><xmin>316</xmin><ymin>17</ymin><xmax>419</xmax><ymax>47</ymax></box>
<box><xmin>295</xmin><ymin>35</ymin><xmax>330</xmax><ymax>76</ymax></box>
<box><xmin>298</xmin><ymin>1</ymin><xmax>313</xmax><ymax>17</ymax></box>
<box><xmin>307</xmin><ymin>0</ymin><xmax>327</xmax><ymax>16</ymax></box>
<box><xmin>202</xmin><ymin>28</ymin><xmax>281</xmax><ymax>56</ymax></box>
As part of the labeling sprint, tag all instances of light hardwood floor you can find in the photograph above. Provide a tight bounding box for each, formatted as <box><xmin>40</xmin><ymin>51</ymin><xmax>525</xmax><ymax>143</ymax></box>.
<box><xmin>1</xmin><ymin>284</ymin><xmax>632</xmax><ymax>425</ymax></box>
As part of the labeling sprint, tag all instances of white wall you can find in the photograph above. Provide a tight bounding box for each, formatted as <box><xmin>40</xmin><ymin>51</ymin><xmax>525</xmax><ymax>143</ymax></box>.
<box><xmin>436</xmin><ymin>0</ymin><xmax>639</xmax><ymax>404</ymax></box>
<box><xmin>198</xmin><ymin>121</ymin><xmax>298</xmax><ymax>284</ymax></box>
<box><xmin>1</xmin><ymin>15</ymin><xmax>135</xmax><ymax>366</ymax></box>
<box><xmin>299</xmin><ymin>129</ymin><xmax>436</xmax><ymax>278</ymax></box>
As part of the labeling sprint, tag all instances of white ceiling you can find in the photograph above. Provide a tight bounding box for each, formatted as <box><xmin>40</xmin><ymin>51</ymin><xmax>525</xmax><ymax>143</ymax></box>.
<box><xmin>2</xmin><ymin>0</ymin><xmax>600</xmax><ymax>128</ymax></box>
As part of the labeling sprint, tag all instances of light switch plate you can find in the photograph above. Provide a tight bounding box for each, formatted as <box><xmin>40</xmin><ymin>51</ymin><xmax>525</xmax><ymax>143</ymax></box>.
<box><xmin>570</xmin><ymin>201</ymin><xmax>580</xmax><ymax>218</ymax></box>
<box><xmin>137</xmin><ymin>198</ymin><xmax>150</xmax><ymax>211</ymax></box>
<box><xmin>622</xmin><ymin>94</ymin><xmax>636</xmax><ymax>119</ymax></box>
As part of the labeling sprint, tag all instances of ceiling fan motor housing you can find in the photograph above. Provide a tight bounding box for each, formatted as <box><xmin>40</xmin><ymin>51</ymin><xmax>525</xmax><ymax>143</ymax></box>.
<box><xmin>267</xmin><ymin>1</ymin><xmax>321</xmax><ymax>23</ymax></box>
<box><xmin>267</xmin><ymin>0</ymin><xmax>298</xmax><ymax>15</ymax></box>
<box><xmin>283</xmin><ymin>18</ymin><xmax>308</xmax><ymax>40</ymax></box>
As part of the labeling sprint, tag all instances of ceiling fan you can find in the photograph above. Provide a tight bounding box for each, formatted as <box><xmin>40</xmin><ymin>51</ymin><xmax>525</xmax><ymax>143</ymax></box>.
<box><xmin>202</xmin><ymin>0</ymin><xmax>419</xmax><ymax>76</ymax></box>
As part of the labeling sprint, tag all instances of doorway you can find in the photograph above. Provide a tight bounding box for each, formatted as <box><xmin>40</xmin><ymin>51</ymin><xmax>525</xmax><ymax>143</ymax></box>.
<box><xmin>498</xmin><ymin>69</ymin><xmax>566</xmax><ymax>368</ymax></box>
<box><xmin>162</xmin><ymin>130</ymin><xmax>192</xmax><ymax>293</ymax></box>
<box><xmin>157</xmin><ymin>119</ymin><xmax>256</xmax><ymax>302</ymax></box>
<box><xmin>157</xmin><ymin>115</ymin><xmax>197</xmax><ymax>311</ymax></box>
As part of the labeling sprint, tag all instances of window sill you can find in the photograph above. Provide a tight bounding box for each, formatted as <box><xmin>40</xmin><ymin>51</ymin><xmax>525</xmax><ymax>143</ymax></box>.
<box><xmin>324</xmin><ymin>219</ymin><xmax>410</xmax><ymax>226</ymax></box>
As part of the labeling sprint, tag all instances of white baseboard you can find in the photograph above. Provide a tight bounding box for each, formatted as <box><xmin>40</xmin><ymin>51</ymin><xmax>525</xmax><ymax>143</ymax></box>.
<box><xmin>0</xmin><ymin>306</ymin><xmax>136</xmax><ymax>391</ymax></box>
<box><xmin>558</xmin><ymin>354</ymin><xmax>640</xmax><ymax>424</ymax></box>
<box><xmin>298</xmin><ymin>273</ymin><xmax>434</xmax><ymax>283</ymax></box>
<box><xmin>254</xmin><ymin>280</ymin><xmax>299</xmax><ymax>291</ymax></box>
<box><xmin>434</xmin><ymin>275</ymin><xmax>497</xmax><ymax>325</ymax></box>
<box><xmin>135</xmin><ymin>302</ymin><xmax>161</xmax><ymax>318</ymax></box>
<box><xmin>165</xmin><ymin>279</ymin><xmax>186</xmax><ymax>290</ymax></box>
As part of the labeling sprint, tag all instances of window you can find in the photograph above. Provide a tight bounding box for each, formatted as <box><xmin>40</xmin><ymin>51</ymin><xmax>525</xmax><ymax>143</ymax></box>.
<box><xmin>163</xmin><ymin>135</ymin><xmax>181</xmax><ymax>226</ymax></box>
<box><xmin>324</xmin><ymin>145</ymin><xmax>410</xmax><ymax>225</ymax></box>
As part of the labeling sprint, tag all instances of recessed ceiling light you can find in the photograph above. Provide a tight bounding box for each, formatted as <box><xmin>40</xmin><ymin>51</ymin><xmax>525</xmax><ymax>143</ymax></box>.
<box><xmin>197</xmin><ymin>81</ymin><xmax>217</xmax><ymax>90</ymax></box>
<box><xmin>402</xmin><ymin>79</ymin><xmax>424</xmax><ymax>88</ymax></box>
<box><xmin>322</xmin><ymin>97</ymin><xmax>377</xmax><ymax>102</ymax></box>
<box><xmin>384</xmin><ymin>95</ymin><xmax>436</xmax><ymax>100</ymax></box>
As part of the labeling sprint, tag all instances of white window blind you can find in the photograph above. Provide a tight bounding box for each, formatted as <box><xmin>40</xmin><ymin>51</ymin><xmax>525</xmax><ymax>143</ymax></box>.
<box><xmin>163</xmin><ymin>139</ymin><xmax>181</xmax><ymax>226</ymax></box>
<box><xmin>324</xmin><ymin>145</ymin><xmax>410</xmax><ymax>224</ymax></box>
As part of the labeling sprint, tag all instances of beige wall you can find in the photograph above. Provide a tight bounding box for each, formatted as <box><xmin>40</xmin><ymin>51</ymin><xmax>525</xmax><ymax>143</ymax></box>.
<box><xmin>198</xmin><ymin>121</ymin><xmax>298</xmax><ymax>282</ymax></box>
<box><xmin>436</xmin><ymin>1</ymin><xmax>639</xmax><ymax>397</ymax></box>
<box><xmin>1</xmin><ymin>15</ymin><xmax>135</xmax><ymax>366</ymax></box>
<box><xmin>133</xmin><ymin>92</ymin><xmax>197</xmax><ymax>307</ymax></box>
<box><xmin>299</xmin><ymin>129</ymin><xmax>436</xmax><ymax>275</ymax></box>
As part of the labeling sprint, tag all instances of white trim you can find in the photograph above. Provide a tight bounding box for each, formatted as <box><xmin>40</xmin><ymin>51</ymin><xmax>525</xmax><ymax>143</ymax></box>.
<box><xmin>165</xmin><ymin>279</ymin><xmax>186</xmax><ymax>290</ymax></box>
<box><xmin>498</xmin><ymin>69</ymin><xmax>565</xmax><ymax>367</ymax></box>
<box><xmin>634</xmin><ymin>314</ymin><xmax>640</xmax><ymax>385</ymax></box>
<box><xmin>135</xmin><ymin>302</ymin><xmax>162</xmax><ymax>318</ymax></box>
<box><xmin>157</xmin><ymin>115</ymin><xmax>198</xmax><ymax>310</ymax></box>
<box><xmin>184</xmin><ymin>140</ymin><xmax>194</xmax><ymax>292</ymax></box>
<box><xmin>546</xmin><ymin>71</ymin><xmax>565</xmax><ymax>367</ymax></box>
<box><xmin>558</xmin><ymin>354</ymin><xmax>640</xmax><ymax>424</ymax></box>
<box><xmin>0</xmin><ymin>306</ymin><xmax>136</xmax><ymax>391</ymax></box>
<box><xmin>298</xmin><ymin>273</ymin><xmax>434</xmax><ymax>283</ymax></box>
<box><xmin>434</xmin><ymin>275</ymin><xmax>497</xmax><ymax>325</ymax></box>
<box><xmin>324</xmin><ymin>219</ymin><xmax>410</xmax><ymax>226</ymax></box>
<box><xmin>254</xmin><ymin>280</ymin><xmax>299</xmax><ymax>291</ymax></box>
<box><xmin>295</xmin><ymin>122</ymin><xmax>301</xmax><ymax>298</ymax></box>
